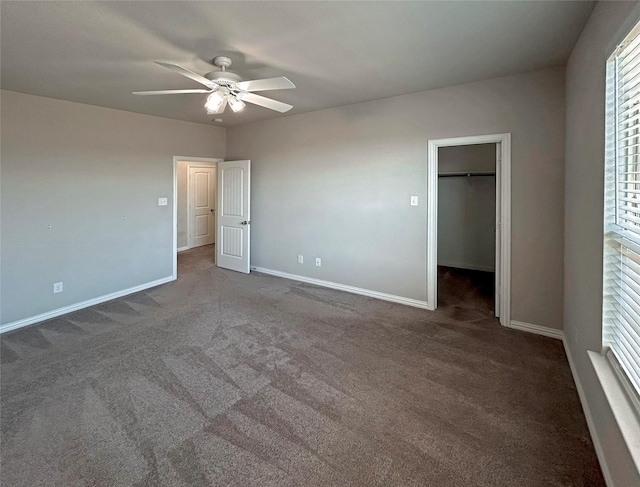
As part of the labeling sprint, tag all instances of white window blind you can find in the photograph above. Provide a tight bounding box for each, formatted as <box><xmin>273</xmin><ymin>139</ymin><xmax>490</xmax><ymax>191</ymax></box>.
<box><xmin>604</xmin><ymin>21</ymin><xmax>640</xmax><ymax>403</ymax></box>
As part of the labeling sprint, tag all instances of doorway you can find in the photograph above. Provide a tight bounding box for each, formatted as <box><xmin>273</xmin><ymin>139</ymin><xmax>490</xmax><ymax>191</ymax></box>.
<box><xmin>188</xmin><ymin>165</ymin><xmax>216</xmax><ymax>249</ymax></box>
<box><xmin>426</xmin><ymin>133</ymin><xmax>511</xmax><ymax>327</ymax></box>
<box><xmin>172</xmin><ymin>157</ymin><xmax>252</xmax><ymax>279</ymax></box>
<box><xmin>437</xmin><ymin>144</ymin><xmax>496</xmax><ymax>314</ymax></box>
<box><xmin>173</xmin><ymin>157</ymin><xmax>222</xmax><ymax>277</ymax></box>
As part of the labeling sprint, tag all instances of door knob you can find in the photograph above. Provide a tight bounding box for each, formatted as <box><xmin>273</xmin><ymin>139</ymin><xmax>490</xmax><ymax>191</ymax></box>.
<box><xmin>240</xmin><ymin>221</ymin><xmax>250</xmax><ymax>225</ymax></box>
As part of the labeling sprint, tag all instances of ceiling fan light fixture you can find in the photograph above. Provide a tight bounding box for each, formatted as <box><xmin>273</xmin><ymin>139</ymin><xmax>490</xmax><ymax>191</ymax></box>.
<box><xmin>204</xmin><ymin>91</ymin><xmax>225</xmax><ymax>112</ymax></box>
<box><xmin>136</xmin><ymin>57</ymin><xmax>296</xmax><ymax>115</ymax></box>
<box><xmin>228</xmin><ymin>96</ymin><xmax>245</xmax><ymax>113</ymax></box>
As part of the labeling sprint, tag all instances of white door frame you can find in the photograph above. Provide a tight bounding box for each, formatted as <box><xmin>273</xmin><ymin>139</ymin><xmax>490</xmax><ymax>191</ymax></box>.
<box><xmin>172</xmin><ymin>156</ymin><xmax>223</xmax><ymax>278</ymax></box>
<box><xmin>426</xmin><ymin>133</ymin><xmax>511</xmax><ymax>327</ymax></box>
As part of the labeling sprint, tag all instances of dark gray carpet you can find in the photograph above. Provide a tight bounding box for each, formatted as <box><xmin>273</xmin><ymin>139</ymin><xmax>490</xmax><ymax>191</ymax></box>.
<box><xmin>1</xmin><ymin>246</ymin><xmax>604</xmax><ymax>486</ymax></box>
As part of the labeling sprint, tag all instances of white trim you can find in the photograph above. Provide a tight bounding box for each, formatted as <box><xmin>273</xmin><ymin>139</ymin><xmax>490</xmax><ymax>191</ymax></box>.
<box><xmin>592</xmin><ymin>351</ymin><xmax>640</xmax><ymax>482</ymax></box>
<box><xmin>174</xmin><ymin>156</ymin><xmax>223</xmax><ymax>163</ymax></box>
<box><xmin>252</xmin><ymin>267</ymin><xmax>431</xmax><ymax>310</ymax></box>
<box><xmin>509</xmin><ymin>320</ymin><xmax>564</xmax><ymax>340</ymax></box>
<box><xmin>177</xmin><ymin>246</ymin><xmax>190</xmax><ymax>253</ymax></box>
<box><xmin>438</xmin><ymin>261</ymin><xmax>495</xmax><ymax>272</ymax></box>
<box><xmin>589</xmin><ymin>350</ymin><xmax>640</xmax><ymax>484</ymax></box>
<box><xmin>495</xmin><ymin>142</ymin><xmax>502</xmax><ymax>317</ymax></box>
<box><xmin>427</xmin><ymin>141</ymin><xmax>439</xmax><ymax>308</ymax></box>
<box><xmin>0</xmin><ymin>276</ymin><xmax>175</xmax><ymax>334</ymax></box>
<box><xmin>173</xmin><ymin>157</ymin><xmax>178</xmax><ymax>280</ymax></box>
<box><xmin>427</xmin><ymin>133</ymin><xmax>511</xmax><ymax>328</ymax></box>
<box><xmin>173</xmin><ymin>156</ymin><xmax>222</xmax><ymax>277</ymax></box>
<box><xmin>563</xmin><ymin>343</ymin><xmax>614</xmax><ymax>486</ymax></box>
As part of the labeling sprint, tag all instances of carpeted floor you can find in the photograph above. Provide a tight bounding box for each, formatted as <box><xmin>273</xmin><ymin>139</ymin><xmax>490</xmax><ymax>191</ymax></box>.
<box><xmin>1</xmin><ymin>245</ymin><xmax>604</xmax><ymax>486</ymax></box>
<box><xmin>438</xmin><ymin>265</ymin><xmax>495</xmax><ymax>312</ymax></box>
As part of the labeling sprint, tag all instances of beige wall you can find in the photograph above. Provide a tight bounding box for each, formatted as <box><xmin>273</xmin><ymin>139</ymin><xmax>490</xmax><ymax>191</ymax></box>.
<box><xmin>177</xmin><ymin>160</ymin><xmax>190</xmax><ymax>248</ymax></box>
<box><xmin>1</xmin><ymin>90</ymin><xmax>225</xmax><ymax>325</ymax></box>
<box><xmin>564</xmin><ymin>1</ymin><xmax>640</xmax><ymax>484</ymax></box>
<box><xmin>227</xmin><ymin>66</ymin><xmax>566</xmax><ymax>329</ymax></box>
<box><xmin>437</xmin><ymin>176</ymin><xmax>496</xmax><ymax>271</ymax></box>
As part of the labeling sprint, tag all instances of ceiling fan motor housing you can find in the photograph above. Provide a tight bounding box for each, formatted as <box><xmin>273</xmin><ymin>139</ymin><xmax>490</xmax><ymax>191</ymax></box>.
<box><xmin>204</xmin><ymin>71</ymin><xmax>242</xmax><ymax>86</ymax></box>
<box><xmin>212</xmin><ymin>56</ymin><xmax>232</xmax><ymax>69</ymax></box>
<box><xmin>206</xmin><ymin>56</ymin><xmax>241</xmax><ymax>87</ymax></box>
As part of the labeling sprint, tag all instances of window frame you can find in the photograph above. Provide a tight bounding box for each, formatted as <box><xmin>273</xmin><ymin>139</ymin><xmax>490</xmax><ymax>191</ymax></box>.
<box><xmin>603</xmin><ymin>19</ymin><xmax>640</xmax><ymax>415</ymax></box>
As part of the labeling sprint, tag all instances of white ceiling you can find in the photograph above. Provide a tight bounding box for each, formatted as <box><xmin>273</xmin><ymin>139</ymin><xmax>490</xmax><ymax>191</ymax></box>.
<box><xmin>1</xmin><ymin>1</ymin><xmax>595</xmax><ymax>127</ymax></box>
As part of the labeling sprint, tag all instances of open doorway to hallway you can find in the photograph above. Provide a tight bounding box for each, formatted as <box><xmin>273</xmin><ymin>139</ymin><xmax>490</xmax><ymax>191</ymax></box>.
<box><xmin>174</xmin><ymin>157</ymin><xmax>222</xmax><ymax>277</ymax></box>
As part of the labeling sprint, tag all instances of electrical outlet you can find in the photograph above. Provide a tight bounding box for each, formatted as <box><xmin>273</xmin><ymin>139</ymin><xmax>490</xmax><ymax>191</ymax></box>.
<box><xmin>158</xmin><ymin>197</ymin><xmax>168</xmax><ymax>206</ymax></box>
<box><xmin>297</xmin><ymin>255</ymin><xmax>304</xmax><ymax>264</ymax></box>
<box><xmin>315</xmin><ymin>258</ymin><xmax>321</xmax><ymax>267</ymax></box>
<box><xmin>53</xmin><ymin>282</ymin><xmax>63</xmax><ymax>293</ymax></box>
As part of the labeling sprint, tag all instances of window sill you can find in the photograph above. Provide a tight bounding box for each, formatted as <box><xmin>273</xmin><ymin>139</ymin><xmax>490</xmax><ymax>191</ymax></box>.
<box><xmin>589</xmin><ymin>350</ymin><xmax>640</xmax><ymax>476</ymax></box>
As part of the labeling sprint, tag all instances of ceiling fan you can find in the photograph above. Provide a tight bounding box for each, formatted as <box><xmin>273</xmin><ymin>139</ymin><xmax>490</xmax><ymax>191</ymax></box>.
<box><xmin>133</xmin><ymin>56</ymin><xmax>295</xmax><ymax>114</ymax></box>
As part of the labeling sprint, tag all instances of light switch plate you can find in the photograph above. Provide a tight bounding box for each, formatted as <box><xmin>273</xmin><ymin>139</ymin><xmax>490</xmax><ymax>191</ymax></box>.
<box><xmin>410</xmin><ymin>196</ymin><xmax>419</xmax><ymax>206</ymax></box>
<box><xmin>158</xmin><ymin>197</ymin><xmax>168</xmax><ymax>206</ymax></box>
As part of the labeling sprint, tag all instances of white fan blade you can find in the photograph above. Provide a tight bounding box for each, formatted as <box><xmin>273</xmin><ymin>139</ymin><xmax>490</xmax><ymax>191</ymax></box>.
<box><xmin>236</xmin><ymin>76</ymin><xmax>295</xmax><ymax>92</ymax></box>
<box><xmin>206</xmin><ymin>97</ymin><xmax>228</xmax><ymax>115</ymax></box>
<box><xmin>241</xmin><ymin>93</ymin><xmax>293</xmax><ymax>113</ymax></box>
<box><xmin>133</xmin><ymin>89</ymin><xmax>212</xmax><ymax>95</ymax></box>
<box><xmin>155</xmin><ymin>62</ymin><xmax>216</xmax><ymax>88</ymax></box>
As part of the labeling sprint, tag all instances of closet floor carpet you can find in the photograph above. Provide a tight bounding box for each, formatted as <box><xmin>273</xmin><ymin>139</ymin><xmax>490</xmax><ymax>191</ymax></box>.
<box><xmin>1</xmin><ymin>246</ymin><xmax>604</xmax><ymax>486</ymax></box>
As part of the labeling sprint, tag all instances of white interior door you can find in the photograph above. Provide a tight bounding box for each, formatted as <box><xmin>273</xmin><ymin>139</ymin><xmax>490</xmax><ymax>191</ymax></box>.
<box><xmin>216</xmin><ymin>160</ymin><xmax>251</xmax><ymax>273</ymax></box>
<box><xmin>189</xmin><ymin>166</ymin><xmax>216</xmax><ymax>248</ymax></box>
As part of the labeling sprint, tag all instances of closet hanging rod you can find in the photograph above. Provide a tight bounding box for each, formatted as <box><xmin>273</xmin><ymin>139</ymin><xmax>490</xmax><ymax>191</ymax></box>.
<box><xmin>438</xmin><ymin>171</ymin><xmax>496</xmax><ymax>178</ymax></box>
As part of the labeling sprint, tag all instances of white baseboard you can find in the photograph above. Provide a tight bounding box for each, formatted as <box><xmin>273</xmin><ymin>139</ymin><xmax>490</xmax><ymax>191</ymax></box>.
<box><xmin>438</xmin><ymin>261</ymin><xmax>495</xmax><ymax>272</ymax></box>
<box><xmin>0</xmin><ymin>276</ymin><xmax>176</xmax><ymax>334</ymax></box>
<box><xmin>509</xmin><ymin>320</ymin><xmax>564</xmax><ymax>340</ymax></box>
<box><xmin>177</xmin><ymin>246</ymin><xmax>190</xmax><ymax>252</ymax></box>
<box><xmin>252</xmin><ymin>267</ymin><xmax>431</xmax><ymax>310</ymax></box>
<box><xmin>563</xmin><ymin>341</ymin><xmax>614</xmax><ymax>486</ymax></box>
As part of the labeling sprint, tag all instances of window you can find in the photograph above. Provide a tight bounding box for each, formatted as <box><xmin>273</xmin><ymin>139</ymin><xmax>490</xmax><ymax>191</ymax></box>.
<box><xmin>604</xmin><ymin>20</ymin><xmax>640</xmax><ymax>408</ymax></box>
